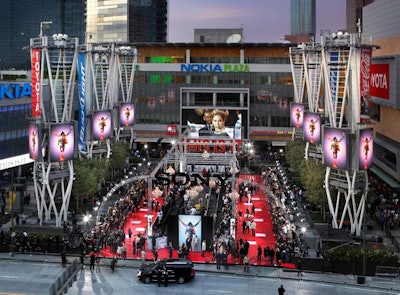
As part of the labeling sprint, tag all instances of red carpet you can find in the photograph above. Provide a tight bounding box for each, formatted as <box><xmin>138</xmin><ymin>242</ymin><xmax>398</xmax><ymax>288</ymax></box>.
<box><xmin>99</xmin><ymin>174</ymin><xmax>296</xmax><ymax>269</ymax></box>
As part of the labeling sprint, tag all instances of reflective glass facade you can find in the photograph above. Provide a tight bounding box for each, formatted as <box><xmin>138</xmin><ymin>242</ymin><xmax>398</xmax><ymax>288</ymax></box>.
<box><xmin>0</xmin><ymin>0</ymin><xmax>86</xmax><ymax>69</ymax></box>
<box><xmin>290</xmin><ymin>0</ymin><xmax>316</xmax><ymax>35</ymax></box>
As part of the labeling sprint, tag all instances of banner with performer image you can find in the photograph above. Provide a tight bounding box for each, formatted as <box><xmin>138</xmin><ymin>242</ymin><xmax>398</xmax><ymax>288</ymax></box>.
<box><xmin>359</xmin><ymin>128</ymin><xmax>373</xmax><ymax>170</ymax></box>
<box><xmin>178</xmin><ymin>215</ymin><xmax>202</xmax><ymax>252</ymax></box>
<box><xmin>323</xmin><ymin>127</ymin><xmax>349</xmax><ymax>170</ymax></box>
<box><xmin>290</xmin><ymin>103</ymin><xmax>306</xmax><ymax>128</ymax></box>
<box><xmin>49</xmin><ymin>123</ymin><xmax>75</xmax><ymax>162</ymax></box>
<box><xmin>119</xmin><ymin>102</ymin><xmax>135</xmax><ymax>127</ymax></box>
<box><xmin>28</xmin><ymin>122</ymin><xmax>41</xmax><ymax>161</ymax></box>
<box><xmin>303</xmin><ymin>112</ymin><xmax>321</xmax><ymax>144</ymax></box>
<box><xmin>93</xmin><ymin>110</ymin><xmax>112</xmax><ymax>140</ymax></box>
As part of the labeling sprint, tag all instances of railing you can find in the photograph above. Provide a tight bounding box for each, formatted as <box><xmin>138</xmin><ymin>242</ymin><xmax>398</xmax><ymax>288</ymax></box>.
<box><xmin>49</xmin><ymin>258</ymin><xmax>81</xmax><ymax>295</ymax></box>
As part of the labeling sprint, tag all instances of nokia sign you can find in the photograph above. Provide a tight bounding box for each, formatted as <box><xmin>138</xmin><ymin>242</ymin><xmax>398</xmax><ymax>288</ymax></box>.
<box><xmin>180</xmin><ymin>64</ymin><xmax>249</xmax><ymax>73</ymax></box>
<box><xmin>0</xmin><ymin>83</ymin><xmax>32</xmax><ymax>99</ymax></box>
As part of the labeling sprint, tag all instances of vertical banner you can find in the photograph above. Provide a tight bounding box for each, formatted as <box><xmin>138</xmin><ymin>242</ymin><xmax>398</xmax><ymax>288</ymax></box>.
<box><xmin>360</xmin><ymin>46</ymin><xmax>372</xmax><ymax>122</ymax></box>
<box><xmin>77</xmin><ymin>53</ymin><xmax>87</xmax><ymax>153</ymax></box>
<box><xmin>359</xmin><ymin>128</ymin><xmax>373</xmax><ymax>170</ymax></box>
<box><xmin>31</xmin><ymin>48</ymin><xmax>41</xmax><ymax>117</ymax></box>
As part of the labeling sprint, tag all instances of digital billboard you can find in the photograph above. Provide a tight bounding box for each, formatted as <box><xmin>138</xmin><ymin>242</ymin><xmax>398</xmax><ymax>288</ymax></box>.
<box><xmin>290</xmin><ymin>103</ymin><xmax>306</xmax><ymax>128</ymax></box>
<box><xmin>303</xmin><ymin>112</ymin><xmax>321</xmax><ymax>144</ymax></box>
<box><xmin>323</xmin><ymin>127</ymin><xmax>349</xmax><ymax>170</ymax></box>
<box><xmin>93</xmin><ymin>110</ymin><xmax>112</xmax><ymax>140</ymax></box>
<box><xmin>28</xmin><ymin>122</ymin><xmax>41</xmax><ymax>161</ymax></box>
<box><xmin>181</xmin><ymin>108</ymin><xmax>248</xmax><ymax>140</ymax></box>
<box><xmin>359</xmin><ymin>128</ymin><xmax>373</xmax><ymax>170</ymax></box>
<box><xmin>49</xmin><ymin>123</ymin><xmax>75</xmax><ymax>162</ymax></box>
<box><xmin>119</xmin><ymin>103</ymin><xmax>134</xmax><ymax>127</ymax></box>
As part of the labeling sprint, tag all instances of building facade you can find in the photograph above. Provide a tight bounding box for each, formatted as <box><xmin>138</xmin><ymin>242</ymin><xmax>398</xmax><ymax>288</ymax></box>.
<box><xmin>86</xmin><ymin>0</ymin><xmax>168</xmax><ymax>43</ymax></box>
<box><xmin>0</xmin><ymin>0</ymin><xmax>86</xmax><ymax>70</ymax></box>
<box><xmin>286</xmin><ymin>0</ymin><xmax>316</xmax><ymax>43</ymax></box>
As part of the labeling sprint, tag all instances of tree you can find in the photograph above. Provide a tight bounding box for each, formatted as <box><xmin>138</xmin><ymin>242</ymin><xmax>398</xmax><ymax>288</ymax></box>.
<box><xmin>285</xmin><ymin>140</ymin><xmax>306</xmax><ymax>172</ymax></box>
<box><xmin>109</xmin><ymin>141</ymin><xmax>131</xmax><ymax>178</ymax></box>
<box><xmin>299</xmin><ymin>158</ymin><xmax>327</xmax><ymax>217</ymax></box>
<box><xmin>72</xmin><ymin>158</ymin><xmax>109</xmax><ymax>211</ymax></box>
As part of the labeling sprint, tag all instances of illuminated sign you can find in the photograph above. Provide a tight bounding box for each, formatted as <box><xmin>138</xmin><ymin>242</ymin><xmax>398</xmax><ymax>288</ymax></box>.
<box><xmin>370</xmin><ymin>64</ymin><xmax>389</xmax><ymax>100</ymax></box>
<box><xmin>154</xmin><ymin>171</ymin><xmax>231</xmax><ymax>187</ymax></box>
<box><xmin>180</xmin><ymin>64</ymin><xmax>249</xmax><ymax>72</ymax></box>
<box><xmin>181</xmin><ymin>138</ymin><xmax>243</xmax><ymax>153</ymax></box>
<box><xmin>0</xmin><ymin>83</ymin><xmax>31</xmax><ymax>99</ymax></box>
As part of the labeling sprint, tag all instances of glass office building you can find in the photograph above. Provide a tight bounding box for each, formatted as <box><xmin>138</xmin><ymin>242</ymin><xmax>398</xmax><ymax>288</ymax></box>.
<box><xmin>290</xmin><ymin>0</ymin><xmax>316</xmax><ymax>36</ymax></box>
<box><xmin>0</xmin><ymin>0</ymin><xmax>86</xmax><ymax>70</ymax></box>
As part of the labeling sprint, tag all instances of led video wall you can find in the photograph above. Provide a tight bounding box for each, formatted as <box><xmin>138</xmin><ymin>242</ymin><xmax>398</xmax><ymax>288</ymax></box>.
<box><xmin>49</xmin><ymin>123</ymin><xmax>75</xmax><ymax>162</ymax></box>
<box><xmin>290</xmin><ymin>103</ymin><xmax>306</xmax><ymax>128</ymax></box>
<box><xmin>119</xmin><ymin>103</ymin><xmax>135</xmax><ymax>127</ymax></box>
<box><xmin>181</xmin><ymin>108</ymin><xmax>248</xmax><ymax>140</ymax></box>
<box><xmin>93</xmin><ymin>110</ymin><xmax>112</xmax><ymax>140</ymax></box>
<box><xmin>303</xmin><ymin>112</ymin><xmax>321</xmax><ymax>144</ymax></box>
<box><xmin>323</xmin><ymin>127</ymin><xmax>349</xmax><ymax>170</ymax></box>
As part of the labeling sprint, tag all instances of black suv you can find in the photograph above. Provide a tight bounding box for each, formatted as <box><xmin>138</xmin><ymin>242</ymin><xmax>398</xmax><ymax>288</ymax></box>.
<box><xmin>137</xmin><ymin>258</ymin><xmax>195</xmax><ymax>284</ymax></box>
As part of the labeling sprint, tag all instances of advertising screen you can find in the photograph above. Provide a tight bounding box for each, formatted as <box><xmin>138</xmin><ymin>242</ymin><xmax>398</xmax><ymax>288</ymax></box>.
<box><xmin>28</xmin><ymin>123</ymin><xmax>41</xmax><ymax>161</ymax></box>
<box><xmin>290</xmin><ymin>103</ymin><xmax>306</xmax><ymax>128</ymax></box>
<box><xmin>178</xmin><ymin>215</ymin><xmax>202</xmax><ymax>252</ymax></box>
<box><xmin>359</xmin><ymin>128</ymin><xmax>373</xmax><ymax>170</ymax></box>
<box><xmin>323</xmin><ymin>127</ymin><xmax>349</xmax><ymax>170</ymax></box>
<box><xmin>303</xmin><ymin>112</ymin><xmax>321</xmax><ymax>144</ymax></box>
<box><xmin>49</xmin><ymin>123</ymin><xmax>75</xmax><ymax>162</ymax></box>
<box><xmin>119</xmin><ymin>103</ymin><xmax>135</xmax><ymax>127</ymax></box>
<box><xmin>181</xmin><ymin>108</ymin><xmax>248</xmax><ymax>140</ymax></box>
<box><xmin>93</xmin><ymin>110</ymin><xmax>112</xmax><ymax>140</ymax></box>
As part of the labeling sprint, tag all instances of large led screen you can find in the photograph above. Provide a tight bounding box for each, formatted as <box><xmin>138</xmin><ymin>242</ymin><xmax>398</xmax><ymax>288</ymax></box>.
<box><xmin>49</xmin><ymin>123</ymin><xmax>75</xmax><ymax>162</ymax></box>
<box><xmin>303</xmin><ymin>112</ymin><xmax>321</xmax><ymax>144</ymax></box>
<box><xmin>323</xmin><ymin>127</ymin><xmax>349</xmax><ymax>170</ymax></box>
<box><xmin>28</xmin><ymin>122</ymin><xmax>41</xmax><ymax>160</ymax></box>
<box><xmin>181</xmin><ymin>108</ymin><xmax>248</xmax><ymax>140</ymax></box>
<box><xmin>119</xmin><ymin>103</ymin><xmax>134</xmax><ymax>127</ymax></box>
<box><xmin>93</xmin><ymin>110</ymin><xmax>112</xmax><ymax>140</ymax></box>
<box><xmin>290</xmin><ymin>103</ymin><xmax>306</xmax><ymax>128</ymax></box>
<box><xmin>178</xmin><ymin>215</ymin><xmax>202</xmax><ymax>252</ymax></box>
<box><xmin>359</xmin><ymin>128</ymin><xmax>373</xmax><ymax>170</ymax></box>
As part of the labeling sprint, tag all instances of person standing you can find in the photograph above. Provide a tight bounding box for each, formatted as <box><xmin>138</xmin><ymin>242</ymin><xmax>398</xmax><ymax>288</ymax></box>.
<box><xmin>90</xmin><ymin>252</ymin><xmax>96</xmax><ymax>270</ymax></box>
<box><xmin>257</xmin><ymin>245</ymin><xmax>262</xmax><ymax>262</ymax></box>
<box><xmin>163</xmin><ymin>266</ymin><xmax>168</xmax><ymax>287</ymax></box>
<box><xmin>157</xmin><ymin>266</ymin><xmax>162</xmax><ymax>287</ymax></box>
<box><xmin>61</xmin><ymin>247</ymin><xmax>67</xmax><ymax>267</ymax></box>
<box><xmin>243</xmin><ymin>254</ymin><xmax>250</xmax><ymax>272</ymax></box>
<box><xmin>201</xmin><ymin>240</ymin><xmax>207</xmax><ymax>257</ymax></box>
<box><xmin>110</xmin><ymin>255</ymin><xmax>117</xmax><ymax>273</ymax></box>
<box><xmin>141</xmin><ymin>249</ymin><xmax>147</xmax><ymax>264</ymax></box>
<box><xmin>168</xmin><ymin>242</ymin><xmax>173</xmax><ymax>258</ymax></box>
<box><xmin>278</xmin><ymin>285</ymin><xmax>285</xmax><ymax>295</ymax></box>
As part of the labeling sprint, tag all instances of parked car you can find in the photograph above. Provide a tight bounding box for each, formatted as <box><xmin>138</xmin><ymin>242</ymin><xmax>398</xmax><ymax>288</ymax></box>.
<box><xmin>137</xmin><ymin>258</ymin><xmax>195</xmax><ymax>284</ymax></box>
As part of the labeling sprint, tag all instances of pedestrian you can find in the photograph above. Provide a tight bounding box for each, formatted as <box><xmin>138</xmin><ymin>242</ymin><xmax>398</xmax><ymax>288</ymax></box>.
<box><xmin>90</xmin><ymin>252</ymin><xmax>96</xmax><ymax>270</ymax></box>
<box><xmin>297</xmin><ymin>259</ymin><xmax>303</xmax><ymax>277</ymax></box>
<box><xmin>163</xmin><ymin>266</ymin><xmax>168</xmax><ymax>287</ymax></box>
<box><xmin>95</xmin><ymin>256</ymin><xmax>101</xmax><ymax>271</ymax></box>
<box><xmin>168</xmin><ymin>242</ymin><xmax>173</xmax><ymax>258</ymax></box>
<box><xmin>128</xmin><ymin>228</ymin><xmax>132</xmax><ymax>240</ymax></box>
<box><xmin>61</xmin><ymin>247</ymin><xmax>67</xmax><ymax>267</ymax></box>
<box><xmin>141</xmin><ymin>249</ymin><xmax>147</xmax><ymax>264</ymax></box>
<box><xmin>243</xmin><ymin>254</ymin><xmax>250</xmax><ymax>272</ymax></box>
<box><xmin>110</xmin><ymin>255</ymin><xmax>117</xmax><ymax>272</ymax></box>
<box><xmin>201</xmin><ymin>240</ymin><xmax>206</xmax><ymax>257</ymax></box>
<box><xmin>257</xmin><ymin>245</ymin><xmax>262</xmax><ymax>262</ymax></box>
<box><xmin>278</xmin><ymin>284</ymin><xmax>285</xmax><ymax>295</ymax></box>
<box><xmin>157</xmin><ymin>266</ymin><xmax>162</xmax><ymax>287</ymax></box>
<box><xmin>153</xmin><ymin>247</ymin><xmax>158</xmax><ymax>261</ymax></box>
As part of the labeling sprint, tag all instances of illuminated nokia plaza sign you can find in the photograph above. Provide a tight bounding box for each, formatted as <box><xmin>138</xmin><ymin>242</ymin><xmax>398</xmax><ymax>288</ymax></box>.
<box><xmin>0</xmin><ymin>83</ymin><xmax>32</xmax><ymax>99</ymax></box>
<box><xmin>180</xmin><ymin>64</ymin><xmax>249</xmax><ymax>72</ymax></box>
<box><xmin>154</xmin><ymin>172</ymin><xmax>232</xmax><ymax>187</ymax></box>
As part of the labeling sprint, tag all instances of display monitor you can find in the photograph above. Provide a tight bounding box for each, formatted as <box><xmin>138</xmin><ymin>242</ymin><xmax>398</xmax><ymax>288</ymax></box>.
<box><xmin>49</xmin><ymin>123</ymin><xmax>75</xmax><ymax>162</ymax></box>
<box><xmin>93</xmin><ymin>110</ymin><xmax>112</xmax><ymax>140</ymax></box>
<box><xmin>323</xmin><ymin>127</ymin><xmax>349</xmax><ymax>170</ymax></box>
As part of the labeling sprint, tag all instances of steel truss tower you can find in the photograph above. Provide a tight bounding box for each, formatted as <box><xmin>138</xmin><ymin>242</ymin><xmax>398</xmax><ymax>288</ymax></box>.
<box><xmin>290</xmin><ymin>32</ymin><xmax>376</xmax><ymax>236</ymax></box>
<box><xmin>84</xmin><ymin>43</ymin><xmax>137</xmax><ymax>158</ymax></box>
<box><xmin>30</xmin><ymin>31</ymin><xmax>79</xmax><ymax>227</ymax></box>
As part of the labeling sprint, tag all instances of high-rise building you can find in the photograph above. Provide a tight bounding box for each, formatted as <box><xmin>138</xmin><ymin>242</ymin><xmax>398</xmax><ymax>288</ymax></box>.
<box><xmin>86</xmin><ymin>0</ymin><xmax>168</xmax><ymax>44</ymax></box>
<box><xmin>346</xmin><ymin>0</ymin><xmax>374</xmax><ymax>34</ymax></box>
<box><xmin>285</xmin><ymin>0</ymin><xmax>316</xmax><ymax>43</ymax></box>
<box><xmin>0</xmin><ymin>0</ymin><xmax>86</xmax><ymax>70</ymax></box>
